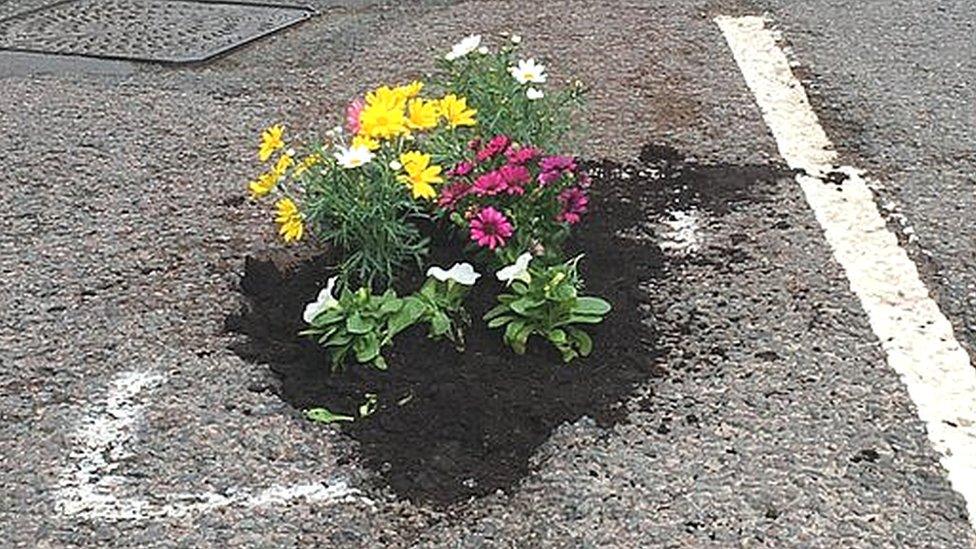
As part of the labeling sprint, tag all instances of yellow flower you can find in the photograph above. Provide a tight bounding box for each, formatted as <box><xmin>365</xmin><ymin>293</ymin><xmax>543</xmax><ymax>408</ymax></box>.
<box><xmin>258</xmin><ymin>124</ymin><xmax>285</xmax><ymax>162</ymax></box>
<box><xmin>248</xmin><ymin>170</ymin><xmax>279</xmax><ymax>199</ymax></box>
<box><xmin>358</xmin><ymin>101</ymin><xmax>408</xmax><ymax>139</ymax></box>
<box><xmin>351</xmin><ymin>134</ymin><xmax>381</xmax><ymax>151</ymax></box>
<box><xmin>439</xmin><ymin>94</ymin><xmax>477</xmax><ymax>128</ymax></box>
<box><xmin>394</xmin><ymin>81</ymin><xmax>424</xmax><ymax>101</ymax></box>
<box><xmin>365</xmin><ymin>85</ymin><xmax>407</xmax><ymax>111</ymax></box>
<box><xmin>274</xmin><ymin>198</ymin><xmax>304</xmax><ymax>243</ymax></box>
<box><xmin>292</xmin><ymin>154</ymin><xmax>321</xmax><ymax>177</ymax></box>
<box><xmin>274</xmin><ymin>151</ymin><xmax>295</xmax><ymax>175</ymax></box>
<box><xmin>406</xmin><ymin>98</ymin><xmax>439</xmax><ymax>130</ymax></box>
<box><xmin>396</xmin><ymin>152</ymin><xmax>443</xmax><ymax>200</ymax></box>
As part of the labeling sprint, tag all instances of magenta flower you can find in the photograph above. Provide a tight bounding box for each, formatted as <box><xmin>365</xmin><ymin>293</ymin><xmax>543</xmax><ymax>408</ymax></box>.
<box><xmin>537</xmin><ymin>169</ymin><xmax>564</xmax><ymax>186</ymax></box>
<box><xmin>470</xmin><ymin>207</ymin><xmax>514</xmax><ymax>250</ymax></box>
<box><xmin>557</xmin><ymin>187</ymin><xmax>589</xmax><ymax>224</ymax></box>
<box><xmin>476</xmin><ymin>135</ymin><xmax>512</xmax><ymax>162</ymax></box>
<box><xmin>498</xmin><ymin>164</ymin><xmax>530</xmax><ymax>195</ymax></box>
<box><xmin>448</xmin><ymin>161</ymin><xmax>475</xmax><ymax>177</ymax></box>
<box><xmin>437</xmin><ymin>182</ymin><xmax>471</xmax><ymax>210</ymax></box>
<box><xmin>506</xmin><ymin>146</ymin><xmax>539</xmax><ymax>165</ymax></box>
<box><xmin>540</xmin><ymin>155</ymin><xmax>577</xmax><ymax>173</ymax></box>
<box><xmin>473</xmin><ymin>170</ymin><xmax>506</xmax><ymax>196</ymax></box>
<box><xmin>345</xmin><ymin>98</ymin><xmax>364</xmax><ymax>134</ymax></box>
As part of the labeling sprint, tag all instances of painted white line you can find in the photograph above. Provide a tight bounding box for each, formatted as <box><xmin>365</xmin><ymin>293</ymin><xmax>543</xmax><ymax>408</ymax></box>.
<box><xmin>716</xmin><ymin>15</ymin><xmax>976</xmax><ymax>529</ymax></box>
<box><xmin>56</xmin><ymin>370</ymin><xmax>370</xmax><ymax>521</ymax></box>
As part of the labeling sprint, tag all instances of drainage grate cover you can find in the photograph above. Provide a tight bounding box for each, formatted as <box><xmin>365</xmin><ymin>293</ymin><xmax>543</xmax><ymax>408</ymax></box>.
<box><xmin>0</xmin><ymin>0</ymin><xmax>314</xmax><ymax>64</ymax></box>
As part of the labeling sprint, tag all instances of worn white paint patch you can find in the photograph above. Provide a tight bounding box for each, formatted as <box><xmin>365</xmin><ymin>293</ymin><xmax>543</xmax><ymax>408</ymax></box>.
<box><xmin>658</xmin><ymin>209</ymin><xmax>702</xmax><ymax>257</ymax></box>
<box><xmin>717</xmin><ymin>15</ymin><xmax>976</xmax><ymax>530</ymax></box>
<box><xmin>56</xmin><ymin>370</ymin><xmax>370</xmax><ymax>521</ymax></box>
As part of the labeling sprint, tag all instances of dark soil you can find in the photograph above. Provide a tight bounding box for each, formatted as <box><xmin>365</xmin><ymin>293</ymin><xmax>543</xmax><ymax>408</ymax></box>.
<box><xmin>225</xmin><ymin>144</ymin><xmax>780</xmax><ymax>507</ymax></box>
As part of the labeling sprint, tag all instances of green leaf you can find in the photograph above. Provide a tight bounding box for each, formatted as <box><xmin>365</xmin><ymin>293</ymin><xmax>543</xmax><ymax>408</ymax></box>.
<box><xmin>354</xmin><ymin>333</ymin><xmax>380</xmax><ymax>363</ymax></box>
<box><xmin>573</xmin><ymin>297</ymin><xmax>611</xmax><ymax>316</ymax></box>
<box><xmin>430</xmin><ymin>312</ymin><xmax>451</xmax><ymax>337</ymax></box>
<box><xmin>483</xmin><ymin>303</ymin><xmax>511</xmax><ymax>321</ymax></box>
<box><xmin>311</xmin><ymin>308</ymin><xmax>344</xmax><ymax>327</ymax></box>
<box><xmin>487</xmin><ymin>315</ymin><xmax>515</xmax><ymax>329</ymax></box>
<box><xmin>548</xmin><ymin>328</ymin><xmax>567</xmax><ymax>344</ymax></box>
<box><xmin>323</xmin><ymin>332</ymin><xmax>352</xmax><ymax>347</ymax></box>
<box><xmin>510</xmin><ymin>296</ymin><xmax>545</xmax><ymax>315</ymax></box>
<box><xmin>387</xmin><ymin>297</ymin><xmax>426</xmax><ymax>337</ymax></box>
<box><xmin>504</xmin><ymin>319</ymin><xmax>526</xmax><ymax>347</ymax></box>
<box><xmin>512</xmin><ymin>323</ymin><xmax>534</xmax><ymax>354</ymax></box>
<box><xmin>379</xmin><ymin>297</ymin><xmax>403</xmax><ymax>315</ymax></box>
<box><xmin>567</xmin><ymin>327</ymin><xmax>593</xmax><ymax>356</ymax></box>
<box><xmin>346</xmin><ymin>313</ymin><xmax>371</xmax><ymax>334</ymax></box>
<box><xmin>563</xmin><ymin>314</ymin><xmax>605</xmax><ymax>325</ymax></box>
<box><xmin>304</xmin><ymin>407</ymin><xmax>355</xmax><ymax>424</ymax></box>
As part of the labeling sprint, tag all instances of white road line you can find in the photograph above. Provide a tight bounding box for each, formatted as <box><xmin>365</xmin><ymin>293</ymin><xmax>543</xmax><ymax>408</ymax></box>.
<box><xmin>56</xmin><ymin>370</ymin><xmax>370</xmax><ymax>521</ymax></box>
<box><xmin>716</xmin><ymin>15</ymin><xmax>976</xmax><ymax>530</ymax></box>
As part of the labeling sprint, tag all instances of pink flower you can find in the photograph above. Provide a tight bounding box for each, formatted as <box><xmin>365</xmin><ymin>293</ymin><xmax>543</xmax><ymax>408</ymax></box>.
<box><xmin>498</xmin><ymin>164</ymin><xmax>530</xmax><ymax>195</ymax></box>
<box><xmin>537</xmin><ymin>169</ymin><xmax>564</xmax><ymax>186</ymax></box>
<box><xmin>505</xmin><ymin>146</ymin><xmax>539</xmax><ymax>165</ymax></box>
<box><xmin>473</xmin><ymin>171</ymin><xmax>506</xmax><ymax>196</ymax></box>
<box><xmin>537</xmin><ymin>155</ymin><xmax>578</xmax><ymax>186</ymax></box>
<box><xmin>345</xmin><ymin>98</ymin><xmax>364</xmax><ymax>134</ymax></box>
<box><xmin>448</xmin><ymin>161</ymin><xmax>475</xmax><ymax>177</ymax></box>
<box><xmin>437</xmin><ymin>182</ymin><xmax>471</xmax><ymax>210</ymax></box>
<box><xmin>540</xmin><ymin>155</ymin><xmax>577</xmax><ymax>172</ymax></box>
<box><xmin>470</xmin><ymin>207</ymin><xmax>513</xmax><ymax>250</ymax></box>
<box><xmin>557</xmin><ymin>187</ymin><xmax>589</xmax><ymax>224</ymax></box>
<box><xmin>476</xmin><ymin>135</ymin><xmax>512</xmax><ymax>162</ymax></box>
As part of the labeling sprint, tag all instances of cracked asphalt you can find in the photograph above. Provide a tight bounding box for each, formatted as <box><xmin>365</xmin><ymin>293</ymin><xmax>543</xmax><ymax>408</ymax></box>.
<box><xmin>1</xmin><ymin>0</ymin><xmax>974</xmax><ymax>546</ymax></box>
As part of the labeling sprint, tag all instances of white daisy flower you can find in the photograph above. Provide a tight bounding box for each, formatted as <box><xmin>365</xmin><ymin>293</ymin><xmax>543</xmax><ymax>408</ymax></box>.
<box><xmin>496</xmin><ymin>253</ymin><xmax>533</xmax><ymax>285</ymax></box>
<box><xmin>334</xmin><ymin>144</ymin><xmax>374</xmax><ymax>169</ymax></box>
<box><xmin>427</xmin><ymin>262</ymin><xmax>481</xmax><ymax>286</ymax></box>
<box><xmin>445</xmin><ymin>34</ymin><xmax>482</xmax><ymax>61</ymax></box>
<box><xmin>508</xmin><ymin>58</ymin><xmax>547</xmax><ymax>84</ymax></box>
<box><xmin>303</xmin><ymin>276</ymin><xmax>339</xmax><ymax>323</ymax></box>
<box><xmin>526</xmin><ymin>87</ymin><xmax>544</xmax><ymax>100</ymax></box>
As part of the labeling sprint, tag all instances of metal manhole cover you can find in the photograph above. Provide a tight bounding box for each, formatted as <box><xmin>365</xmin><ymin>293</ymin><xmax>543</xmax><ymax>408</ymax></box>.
<box><xmin>0</xmin><ymin>0</ymin><xmax>314</xmax><ymax>64</ymax></box>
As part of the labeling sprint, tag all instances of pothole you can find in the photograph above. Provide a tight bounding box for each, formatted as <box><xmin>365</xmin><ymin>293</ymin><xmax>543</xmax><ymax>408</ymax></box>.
<box><xmin>225</xmin><ymin>144</ymin><xmax>784</xmax><ymax>506</ymax></box>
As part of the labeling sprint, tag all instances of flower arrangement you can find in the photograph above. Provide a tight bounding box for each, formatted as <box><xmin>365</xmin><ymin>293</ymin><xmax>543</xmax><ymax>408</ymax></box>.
<box><xmin>246</xmin><ymin>34</ymin><xmax>608</xmax><ymax>372</ymax></box>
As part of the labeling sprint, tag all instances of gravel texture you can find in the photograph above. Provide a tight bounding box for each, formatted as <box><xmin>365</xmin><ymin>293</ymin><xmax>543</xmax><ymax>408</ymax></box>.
<box><xmin>0</xmin><ymin>0</ymin><xmax>973</xmax><ymax>546</ymax></box>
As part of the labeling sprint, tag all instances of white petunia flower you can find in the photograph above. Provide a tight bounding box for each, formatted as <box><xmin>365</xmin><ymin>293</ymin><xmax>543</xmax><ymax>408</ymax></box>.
<box><xmin>496</xmin><ymin>253</ymin><xmax>533</xmax><ymax>285</ymax></box>
<box><xmin>445</xmin><ymin>34</ymin><xmax>482</xmax><ymax>61</ymax></box>
<box><xmin>334</xmin><ymin>144</ymin><xmax>374</xmax><ymax>169</ymax></box>
<box><xmin>303</xmin><ymin>276</ymin><xmax>339</xmax><ymax>323</ymax></box>
<box><xmin>510</xmin><ymin>34</ymin><xmax>522</xmax><ymax>44</ymax></box>
<box><xmin>427</xmin><ymin>262</ymin><xmax>481</xmax><ymax>286</ymax></box>
<box><xmin>526</xmin><ymin>87</ymin><xmax>544</xmax><ymax>100</ymax></box>
<box><xmin>508</xmin><ymin>58</ymin><xmax>547</xmax><ymax>84</ymax></box>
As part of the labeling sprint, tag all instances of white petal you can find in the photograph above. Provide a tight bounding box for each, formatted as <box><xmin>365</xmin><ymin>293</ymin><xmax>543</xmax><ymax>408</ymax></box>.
<box><xmin>445</xmin><ymin>263</ymin><xmax>481</xmax><ymax>286</ymax></box>
<box><xmin>526</xmin><ymin>87</ymin><xmax>544</xmax><ymax>100</ymax></box>
<box><xmin>426</xmin><ymin>266</ymin><xmax>450</xmax><ymax>281</ymax></box>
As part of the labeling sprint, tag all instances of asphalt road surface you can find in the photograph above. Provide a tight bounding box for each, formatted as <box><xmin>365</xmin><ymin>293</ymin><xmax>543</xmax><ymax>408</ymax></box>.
<box><xmin>1</xmin><ymin>0</ymin><xmax>974</xmax><ymax>547</ymax></box>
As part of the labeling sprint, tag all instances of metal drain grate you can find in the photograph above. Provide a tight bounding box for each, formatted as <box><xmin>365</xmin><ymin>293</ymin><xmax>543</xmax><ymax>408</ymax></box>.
<box><xmin>0</xmin><ymin>0</ymin><xmax>314</xmax><ymax>64</ymax></box>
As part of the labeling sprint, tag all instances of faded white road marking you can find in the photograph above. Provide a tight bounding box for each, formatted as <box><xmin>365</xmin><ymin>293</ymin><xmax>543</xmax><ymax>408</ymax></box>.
<box><xmin>717</xmin><ymin>15</ymin><xmax>976</xmax><ymax>529</ymax></box>
<box><xmin>56</xmin><ymin>370</ymin><xmax>369</xmax><ymax>521</ymax></box>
